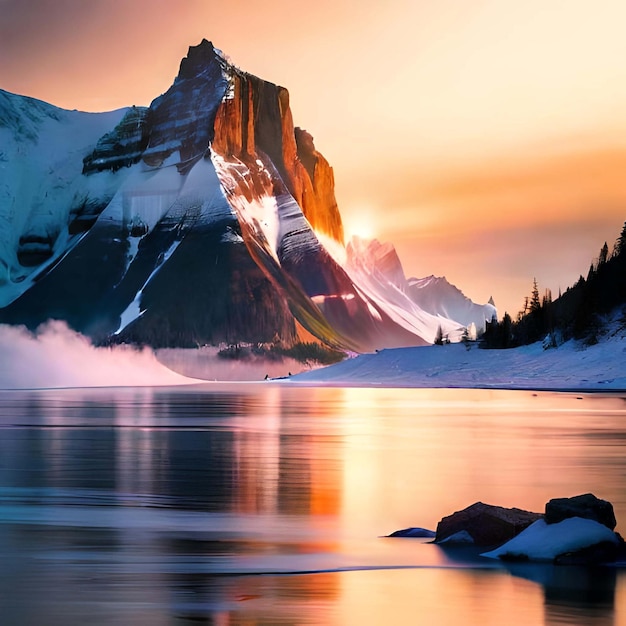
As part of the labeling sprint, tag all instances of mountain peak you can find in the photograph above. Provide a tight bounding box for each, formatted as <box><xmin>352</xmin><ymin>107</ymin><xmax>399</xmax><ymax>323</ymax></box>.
<box><xmin>177</xmin><ymin>39</ymin><xmax>221</xmax><ymax>80</ymax></box>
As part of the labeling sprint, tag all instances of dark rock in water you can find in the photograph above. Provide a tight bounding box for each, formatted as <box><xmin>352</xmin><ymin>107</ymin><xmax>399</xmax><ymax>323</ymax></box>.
<box><xmin>545</xmin><ymin>493</ymin><xmax>616</xmax><ymax>530</ymax></box>
<box><xmin>387</xmin><ymin>527</ymin><xmax>436</xmax><ymax>538</ymax></box>
<box><xmin>435</xmin><ymin>502</ymin><xmax>542</xmax><ymax>546</ymax></box>
<box><xmin>554</xmin><ymin>540</ymin><xmax>622</xmax><ymax>565</ymax></box>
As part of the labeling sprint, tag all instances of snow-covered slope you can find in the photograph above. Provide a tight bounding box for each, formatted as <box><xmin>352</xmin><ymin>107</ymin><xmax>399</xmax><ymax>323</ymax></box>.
<box><xmin>0</xmin><ymin>89</ymin><xmax>128</xmax><ymax>305</ymax></box>
<box><xmin>0</xmin><ymin>39</ymin><xmax>495</xmax><ymax>352</ymax></box>
<box><xmin>344</xmin><ymin>237</ymin><xmax>496</xmax><ymax>343</ymax></box>
<box><xmin>288</xmin><ymin>318</ymin><xmax>626</xmax><ymax>390</ymax></box>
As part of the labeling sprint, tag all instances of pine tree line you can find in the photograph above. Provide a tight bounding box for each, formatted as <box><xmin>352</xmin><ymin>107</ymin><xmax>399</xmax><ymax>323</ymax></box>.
<box><xmin>481</xmin><ymin>221</ymin><xmax>626</xmax><ymax>349</ymax></box>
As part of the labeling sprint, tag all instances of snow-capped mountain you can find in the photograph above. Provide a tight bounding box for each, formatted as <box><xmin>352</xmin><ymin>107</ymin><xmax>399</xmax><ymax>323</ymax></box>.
<box><xmin>407</xmin><ymin>275</ymin><xmax>496</xmax><ymax>339</ymax></box>
<box><xmin>0</xmin><ymin>39</ymin><xmax>494</xmax><ymax>351</ymax></box>
<box><xmin>345</xmin><ymin>237</ymin><xmax>496</xmax><ymax>341</ymax></box>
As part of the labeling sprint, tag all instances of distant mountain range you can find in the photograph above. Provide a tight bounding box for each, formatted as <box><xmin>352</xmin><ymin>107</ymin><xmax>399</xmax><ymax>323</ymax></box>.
<box><xmin>0</xmin><ymin>39</ymin><xmax>495</xmax><ymax>352</ymax></box>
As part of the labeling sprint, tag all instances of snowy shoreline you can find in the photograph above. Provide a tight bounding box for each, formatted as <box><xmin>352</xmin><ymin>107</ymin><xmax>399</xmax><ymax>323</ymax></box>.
<box><xmin>286</xmin><ymin>327</ymin><xmax>626</xmax><ymax>392</ymax></box>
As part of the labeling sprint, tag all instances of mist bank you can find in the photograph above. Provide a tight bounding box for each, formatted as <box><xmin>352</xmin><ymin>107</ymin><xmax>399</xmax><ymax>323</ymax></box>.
<box><xmin>156</xmin><ymin>346</ymin><xmax>313</xmax><ymax>382</ymax></box>
<box><xmin>0</xmin><ymin>320</ymin><xmax>319</xmax><ymax>389</ymax></box>
<box><xmin>0</xmin><ymin>321</ymin><xmax>199</xmax><ymax>389</ymax></box>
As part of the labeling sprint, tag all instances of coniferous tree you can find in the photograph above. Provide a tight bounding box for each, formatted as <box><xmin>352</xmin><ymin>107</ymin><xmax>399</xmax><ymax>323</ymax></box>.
<box><xmin>434</xmin><ymin>325</ymin><xmax>444</xmax><ymax>345</ymax></box>
<box><xmin>541</xmin><ymin>289</ymin><xmax>553</xmax><ymax>336</ymax></box>
<box><xmin>530</xmin><ymin>278</ymin><xmax>541</xmax><ymax>313</ymax></box>
<box><xmin>614</xmin><ymin>221</ymin><xmax>626</xmax><ymax>257</ymax></box>
<box><xmin>501</xmin><ymin>312</ymin><xmax>513</xmax><ymax>348</ymax></box>
<box><xmin>461</xmin><ymin>326</ymin><xmax>471</xmax><ymax>349</ymax></box>
<box><xmin>480</xmin><ymin>314</ymin><xmax>498</xmax><ymax>348</ymax></box>
<box><xmin>599</xmin><ymin>242</ymin><xmax>609</xmax><ymax>266</ymax></box>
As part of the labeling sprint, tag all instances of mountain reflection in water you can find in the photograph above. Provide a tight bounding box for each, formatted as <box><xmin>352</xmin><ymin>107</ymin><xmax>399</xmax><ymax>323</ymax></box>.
<box><xmin>0</xmin><ymin>385</ymin><xmax>624</xmax><ymax>625</ymax></box>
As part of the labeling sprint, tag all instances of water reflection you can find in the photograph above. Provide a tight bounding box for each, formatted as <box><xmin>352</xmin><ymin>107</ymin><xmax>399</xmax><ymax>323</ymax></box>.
<box><xmin>437</xmin><ymin>544</ymin><xmax>620</xmax><ymax>626</ymax></box>
<box><xmin>520</xmin><ymin>564</ymin><xmax>617</xmax><ymax>626</ymax></box>
<box><xmin>0</xmin><ymin>387</ymin><xmax>344</xmax><ymax>518</ymax></box>
<box><xmin>0</xmin><ymin>386</ymin><xmax>625</xmax><ymax>624</ymax></box>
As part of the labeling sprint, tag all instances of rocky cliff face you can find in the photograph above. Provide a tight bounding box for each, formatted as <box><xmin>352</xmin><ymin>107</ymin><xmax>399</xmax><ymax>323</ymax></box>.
<box><xmin>83</xmin><ymin>40</ymin><xmax>228</xmax><ymax>174</ymax></box>
<box><xmin>294</xmin><ymin>127</ymin><xmax>341</xmax><ymax>241</ymax></box>
<box><xmin>142</xmin><ymin>41</ymin><xmax>228</xmax><ymax>170</ymax></box>
<box><xmin>83</xmin><ymin>106</ymin><xmax>149</xmax><ymax>173</ymax></box>
<box><xmin>212</xmin><ymin>64</ymin><xmax>344</xmax><ymax>243</ymax></box>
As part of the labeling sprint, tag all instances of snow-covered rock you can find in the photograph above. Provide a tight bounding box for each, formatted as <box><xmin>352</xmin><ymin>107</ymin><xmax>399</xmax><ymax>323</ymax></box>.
<box><xmin>437</xmin><ymin>530</ymin><xmax>475</xmax><ymax>545</ymax></box>
<box><xmin>481</xmin><ymin>518</ymin><xmax>621</xmax><ymax>563</ymax></box>
<box><xmin>386</xmin><ymin>527</ymin><xmax>436</xmax><ymax>538</ymax></box>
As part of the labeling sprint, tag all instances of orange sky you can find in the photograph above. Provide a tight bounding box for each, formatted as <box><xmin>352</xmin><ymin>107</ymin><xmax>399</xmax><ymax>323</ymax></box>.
<box><xmin>1</xmin><ymin>0</ymin><xmax>625</xmax><ymax>316</ymax></box>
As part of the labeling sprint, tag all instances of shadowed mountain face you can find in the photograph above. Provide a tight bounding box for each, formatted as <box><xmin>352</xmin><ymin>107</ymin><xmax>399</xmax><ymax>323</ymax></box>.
<box><xmin>0</xmin><ymin>40</ymin><xmax>493</xmax><ymax>351</ymax></box>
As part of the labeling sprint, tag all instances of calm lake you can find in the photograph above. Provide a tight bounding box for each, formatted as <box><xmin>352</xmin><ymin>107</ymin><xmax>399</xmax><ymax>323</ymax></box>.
<box><xmin>0</xmin><ymin>385</ymin><xmax>625</xmax><ymax>625</ymax></box>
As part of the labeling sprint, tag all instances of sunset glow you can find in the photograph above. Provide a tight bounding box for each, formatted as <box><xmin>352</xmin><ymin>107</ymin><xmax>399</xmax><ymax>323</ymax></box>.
<box><xmin>341</xmin><ymin>206</ymin><xmax>378</xmax><ymax>242</ymax></box>
<box><xmin>2</xmin><ymin>0</ymin><xmax>625</xmax><ymax>314</ymax></box>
